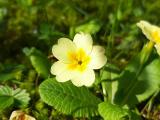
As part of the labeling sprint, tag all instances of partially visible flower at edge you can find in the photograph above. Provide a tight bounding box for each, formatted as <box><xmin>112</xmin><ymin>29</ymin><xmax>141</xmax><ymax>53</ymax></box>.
<box><xmin>51</xmin><ymin>32</ymin><xmax>107</xmax><ymax>87</ymax></box>
<box><xmin>9</xmin><ymin>110</ymin><xmax>36</xmax><ymax>120</ymax></box>
<box><xmin>137</xmin><ymin>20</ymin><xmax>160</xmax><ymax>55</ymax></box>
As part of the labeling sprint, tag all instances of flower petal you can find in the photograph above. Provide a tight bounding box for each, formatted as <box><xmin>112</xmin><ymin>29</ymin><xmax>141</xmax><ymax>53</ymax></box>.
<box><xmin>89</xmin><ymin>45</ymin><xmax>107</xmax><ymax>69</ymax></box>
<box><xmin>52</xmin><ymin>38</ymin><xmax>76</xmax><ymax>62</ymax></box>
<box><xmin>51</xmin><ymin>61</ymin><xmax>76</xmax><ymax>82</ymax></box>
<box><xmin>155</xmin><ymin>43</ymin><xmax>160</xmax><ymax>55</ymax></box>
<box><xmin>73</xmin><ymin>32</ymin><xmax>93</xmax><ymax>53</ymax></box>
<box><xmin>56</xmin><ymin>70</ymin><xmax>77</xmax><ymax>82</ymax></box>
<box><xmin>51</xmin><ymin>61</ymin><xmax>66</xmax><ymax>75</ymax></box>
<box><xmin>71</xmin><ymin>69</ymin><xmax>95</xmax><ymax>87</ymax></box>
<box><xmin>9</xmin><ymin>111</ymin><xmax>35</xmax><ymax>120</ymax></box>
<box><xmin>137</xmin><ymin>20</ymin><xmax>160</xmax><ymax>42</ymax></box>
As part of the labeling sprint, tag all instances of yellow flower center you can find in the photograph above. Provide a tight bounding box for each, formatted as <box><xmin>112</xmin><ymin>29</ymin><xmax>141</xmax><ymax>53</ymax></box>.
<box><xmin>67</xmin><ymin>48</ymin><xmax>90</xmax><ymax>72</ymax></box>
<box><xmin>152</xmin><ymin>31</ymin><xmax>160</xmax><ymax>43</ymax></box>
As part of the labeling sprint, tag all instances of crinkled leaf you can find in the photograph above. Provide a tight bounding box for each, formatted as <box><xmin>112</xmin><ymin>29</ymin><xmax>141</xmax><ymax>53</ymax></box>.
<box><xmin>23</xmin><ymin>47</ymin><xmax>51</xmax><ymax>78</ymax></box>
<box><xmin>0</xmin><ymin>86</ymin><xmax>13</xmax><ymax>110</ymax></box>
<box><xmin>39</xmin><ymin>78</ymin><xmax>101</xmax><ymax>117</ymax></box>
<box><xmin>0</xmin><ymin>86</ymin><xmax>30</xmax><ymax>110</ymax></box>
<box><xmin>13</xmin><ymin>88</ymin><xmax>30</xmax><ymax>107</ymax></box>
<box><xmin>98</xmin><ymin>102</ymin><xmax>141</xmax><ymax>120</ymax></box>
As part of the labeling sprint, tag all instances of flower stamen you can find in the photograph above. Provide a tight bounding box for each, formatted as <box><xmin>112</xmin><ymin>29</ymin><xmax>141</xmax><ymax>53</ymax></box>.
<box><xmin>78</xmin><ymin>60</ymin><xmax>82</xmax><ymax>65</ymax></box>
<box><xmin>67</xmin><ymin>49</ymin><xmax>90</xmax><ymax>72</ymax></box>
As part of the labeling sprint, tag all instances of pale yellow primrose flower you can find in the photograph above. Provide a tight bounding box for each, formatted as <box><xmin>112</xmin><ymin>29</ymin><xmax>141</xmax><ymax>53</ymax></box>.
<box><xmin>51</xmin><ymin>32</ymin><xmax>107</xmax><ymax>87</ymax></box>
<box><xmin>137</xmin><ymin>20</ymin><xmax>160</xmax><ymax>55</ymax></box>
<box><xmin>9</xmin><ymin>110</ymin><xmax>36</xmax><ymax>120</ymax></box>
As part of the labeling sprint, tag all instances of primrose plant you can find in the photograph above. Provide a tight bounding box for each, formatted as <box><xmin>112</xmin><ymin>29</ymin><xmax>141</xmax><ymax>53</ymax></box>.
<box><xmin>38</xmin><ymin>21</ymin><xmax>160</xmax><ymax>120</ymax></box>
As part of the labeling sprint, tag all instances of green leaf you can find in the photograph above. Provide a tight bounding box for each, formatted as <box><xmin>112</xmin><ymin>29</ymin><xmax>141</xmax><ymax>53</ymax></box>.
<box><xmin>0</xmin><ymin>86</ymin><xmax>14</xmax><ymax>110</ymax></box>
<box><xmin>39</xmin><ymin>78</ymin><xmax>101</xmax><ymax>117</ymax></box>
<box><xmin>0</xmin><ymin>86</ymin><xmax>30</xmax><ymax>110</ymax></box>
<box><xmin>113</xmin><ymin>42</ymin><xmax>158</xmax><ymax>107</ymax></box>
<box><xmin>13</xmin><ymin>88</ymin><xmax>30</xmax><ymax>107</ymax></box>
<box><xmin>114</xmin><ymin>58</ymin><xmax>160</xmax><ymax>106</ymax></box>
<box><xmin>98</xmin><ymin>102</ymin><xmax>142</xmax><ymax>120</ymax></box>
<box><xmin>75</xmin><ymin>19</ymin><xmax>102</xmax><ymax>34</ymax></box>
<box><xmin>23</xmin><ymin>47</ymin><xmax>51</xmax><ymax>78</ymax></box>
<box><xmin>100</xmin><ymin>64</ymin><xmax>120</xmax><ymax>102</ymax></box>
<box><xmin>137</xmin><ymin>59</ymin><xmax>160</xmax><ymax>101</ymax></box>
<box><xmin>0</xmin><ymin>65</ymin><xmax>25</xmax><ymax>82</ymax></box>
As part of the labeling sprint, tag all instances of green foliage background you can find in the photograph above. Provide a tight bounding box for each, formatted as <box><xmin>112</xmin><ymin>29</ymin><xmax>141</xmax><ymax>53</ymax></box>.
<box><xmin>1</xmin><ymin>0</ymin><xmax>160</xmax><ymax>119</ymax></box>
